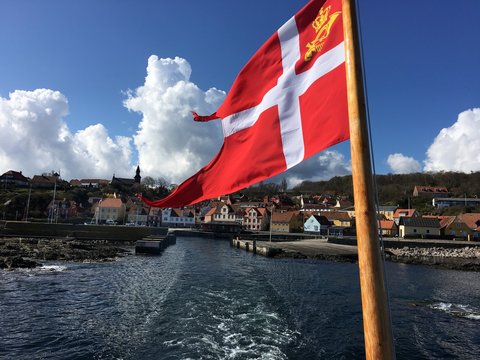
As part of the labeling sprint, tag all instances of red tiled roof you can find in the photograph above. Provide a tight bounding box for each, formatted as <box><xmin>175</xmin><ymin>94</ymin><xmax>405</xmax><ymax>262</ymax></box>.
<box><xmin>458</xmin><ymin>213</ymin><xmax>480</xmax><ymax>230</ymax></box>
<box><xmin>272</xmin><ymin>211</ymin><xmax>298</xmax><ymax>223</ymax></box>
<box><xmin>99</xmin><ymin>198</ymin><xmax>123</xmax><ymax>208</ymax></box>
<box><xmin>439</xmin><ymin>216</ymin><xmax>456</xmax><ymax>228</ymax></box>
<box><xmin>378</xmin><ymin>220</ymin><xmax>396</xmax><ymax>230</ymax></box>
<box><xmin>318</xmin><ymin>211</ymin><xmax>350</xmax><ymax>221</ymax></box>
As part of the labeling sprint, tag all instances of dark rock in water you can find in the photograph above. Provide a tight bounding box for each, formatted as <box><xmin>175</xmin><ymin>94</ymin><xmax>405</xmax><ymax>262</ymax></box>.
<box><xmin>1</xmin><ymin>256</ymin><xmax>41</xmax><ymax>269</ymax></box>
<box><xmin>0</xmin><ymin>238</ymin><xmax>131</xmax><ymax>268</ymax></box>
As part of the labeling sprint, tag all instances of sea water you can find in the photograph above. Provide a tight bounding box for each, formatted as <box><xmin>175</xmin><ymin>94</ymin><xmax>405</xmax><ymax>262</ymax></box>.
<box><xmin>1</xmin><ymin>236</ymin><xmax>479</xmax><ymax>359</ymax></box>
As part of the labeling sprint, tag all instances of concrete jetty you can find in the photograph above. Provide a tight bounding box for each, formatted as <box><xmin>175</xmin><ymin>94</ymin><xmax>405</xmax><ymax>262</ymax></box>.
<box><xmin>231</xmin><ymin>237</ymin><xmax>358</xmax><ymax>261</ymax></box>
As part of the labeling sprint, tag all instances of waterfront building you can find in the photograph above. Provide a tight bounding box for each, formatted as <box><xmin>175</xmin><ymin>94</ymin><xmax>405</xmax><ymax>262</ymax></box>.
<box><xmin>398</xmin><ymin>217</ymin><xmax>440</xmax><ymax>238</ymax></box>
<box><xmin>439</xmin><ymin>216</ymin><xmax>472</xmax><ymax>240</ymax></box>
<box><xmin>271</xmin><ymin>211</ymin><xmax>303</xmax><ymax>233</ymax></box>
<box><xmin>161</xmin><ymin>208</ymin><xmax>195</xmax><ymax>228</ymax></box>
<box><xmin>318</xmin><ymin>211</ymin><xmax>353</xmax><ymax>227</ymax></box>
<box><xmin>438</xmin><ymin>213</ymin><xmax>480</xmax><ymax>240</ymax></box>
<box><xmin>96</xmin><ymin>198</ymin><xmax>126</xmax><ymax>224</ymax></box>
<box><xmin>458</xmin><ymin>213</ymin><xmax>480</xmax><ymax>240</ymax></box>
<box><xmin>303</xmin><ymin>214</ymin><xmax>331</xmax><ymax>234</ymax></box>
<box><xmin>378</xmin><ymin>220</ymin><xmax>398</xmax><ymax>237</ymax></box>
<box><xmin>243</xmin><ymin>207</ymin><xmax>269</xmax><ymax>231</ymax></box>
<box><xmin>207</xmin><ymin>202</ymin><xmax>243</xmax><ymax>225</ymax></box>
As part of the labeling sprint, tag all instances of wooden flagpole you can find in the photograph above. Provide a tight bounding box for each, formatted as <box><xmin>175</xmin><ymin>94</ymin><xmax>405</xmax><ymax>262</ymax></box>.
<box><xmin>342</xmin><ymin>0</ymin><xmax>396</xmax><ymax>359</ymax></box>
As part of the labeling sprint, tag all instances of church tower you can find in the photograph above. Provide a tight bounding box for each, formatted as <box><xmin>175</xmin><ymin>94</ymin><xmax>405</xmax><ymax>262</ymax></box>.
<box><xmin>134</xmin><ymin>165</ymin><xmax>141</xmax><ymax>184</ymax></box>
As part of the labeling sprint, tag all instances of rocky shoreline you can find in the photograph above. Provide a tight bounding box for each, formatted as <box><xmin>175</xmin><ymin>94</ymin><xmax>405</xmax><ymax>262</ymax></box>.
<box><xmin>384</xmin><ymin>246</ymin><xmax>480</xmax><ymax>271</ymax></box>
<box><xmin>0</xmin><ymin>238</ymin><xmax>132</xmax><ymax>270</ymax></box>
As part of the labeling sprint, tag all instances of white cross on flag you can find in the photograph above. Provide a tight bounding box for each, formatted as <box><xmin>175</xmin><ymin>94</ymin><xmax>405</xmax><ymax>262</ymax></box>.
<box><xmin>140</xmin><ymin>0</ymin><xmax>349</xmax><ymax>208</ymax></box>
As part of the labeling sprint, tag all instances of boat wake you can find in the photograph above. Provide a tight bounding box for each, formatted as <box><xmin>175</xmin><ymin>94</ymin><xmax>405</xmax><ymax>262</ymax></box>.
<box><xmin>428</xmin><ymin>302</ymin><xmax>480</xmax><ymax>320</ymax></box>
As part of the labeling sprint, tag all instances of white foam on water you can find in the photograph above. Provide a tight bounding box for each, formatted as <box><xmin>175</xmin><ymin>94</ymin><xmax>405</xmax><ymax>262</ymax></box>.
<box><xmin>429</xmin><ymin>302</ymin><xmax>480</xmax><ymax>320</ymax></box>
<box><xmin>39</xmin><ymin>265</ymin><xmax>68</xmax><ymax>272</ymax></box>
<box><xmin>17</xmin><ymin>264</ymin><xmax>68</xmax><ymax>274</ymax></box>
<box><xmin>465</xmin><ymin>314</ymin><xmax>480</xmax><ymax>320</ymax></box>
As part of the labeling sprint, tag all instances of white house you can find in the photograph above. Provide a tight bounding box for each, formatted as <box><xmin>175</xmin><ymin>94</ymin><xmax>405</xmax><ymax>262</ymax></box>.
<box><xmin>209</xmin><ymin>202</ymin><xmax>243</xmax><ymax>225</ymax></box>
<box><xmin>303</xmin><ymin>214</ymin><xmax>330</xmax><ymax>234</ymax></box>
<box><xmin>161</xmin><ymin>208</ymin><xmax>195</xmax><ymax>227</ymax></box>
<box><xmin>96</xmin><ymin>198</ymin><xmax>126</xmax><ymax>223</ymax></box>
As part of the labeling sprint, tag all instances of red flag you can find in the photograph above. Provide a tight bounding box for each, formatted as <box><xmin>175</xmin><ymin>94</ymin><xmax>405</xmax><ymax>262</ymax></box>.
<box><xmin>140</xmin><ymin>0</ymin><xmax>348</xmax><ymax>208</ymax></box>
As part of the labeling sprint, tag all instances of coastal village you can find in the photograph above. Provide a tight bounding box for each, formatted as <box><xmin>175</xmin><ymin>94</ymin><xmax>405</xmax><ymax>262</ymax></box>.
<box><xmin>2</xmin><ymin>168</ymin><xmax>480</xmax><ymax>242</ymax></box>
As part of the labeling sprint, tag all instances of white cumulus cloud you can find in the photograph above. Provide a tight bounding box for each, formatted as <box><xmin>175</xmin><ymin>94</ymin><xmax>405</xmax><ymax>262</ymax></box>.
<box><xmin>0</xmin><ymin>89</ymin><xmax>133</xmax><ymax>179</ymax></box>
<box><xmin>124</xmin><ymin>55</ymin><xmax>225</xmax><ymax>184</ymax></box>
<box><xmin>387</xmin><ymin>153</ymin><xmax>421</xmax><ymax>174</ymax></box>
<box><xmin>424</xmin><ymin>108</ymin><xmax>480</xmax><ymax>172</ymax></box>
<box><xmin>0</xmin><ymin>56</ymin><xmax>358</xmax><ymax>188</ymax></box>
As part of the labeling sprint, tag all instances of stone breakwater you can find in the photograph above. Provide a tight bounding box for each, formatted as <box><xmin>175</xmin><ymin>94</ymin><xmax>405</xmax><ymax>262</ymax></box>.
<box><xmin>0</xmin><ymin>238</ymin><xmax>131</xmax><ymax>270</ymax></box>
<box><xmin>386</xmin><ymin>246</ymin><xmax>480</xmax><ymax>271</ymax></box>
<box><xmin>389</xmin><ymin>246</ymin><xmax>480</xmax><ymax>259</ymax></box>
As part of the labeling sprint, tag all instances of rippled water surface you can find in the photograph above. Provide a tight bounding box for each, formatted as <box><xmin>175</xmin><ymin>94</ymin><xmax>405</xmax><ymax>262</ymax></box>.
<box><xmin>1</xmin><ymin>237</ymin><xmax>479</xmax><ymax>359</ymax></box>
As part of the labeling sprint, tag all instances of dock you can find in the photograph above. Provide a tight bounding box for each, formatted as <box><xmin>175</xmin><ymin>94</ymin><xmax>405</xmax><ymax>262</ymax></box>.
<box><xmin>135</xmin><ymin>233</ymin><xmax>176</xmax><ymax>255</ymax></box>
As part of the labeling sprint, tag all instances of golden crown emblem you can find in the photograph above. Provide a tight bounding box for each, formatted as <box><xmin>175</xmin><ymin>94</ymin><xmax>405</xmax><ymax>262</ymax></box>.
<box><xmin>305</xmin><ymin>5</ymin><xmax>341</xmax><ymax>61</ymax></box>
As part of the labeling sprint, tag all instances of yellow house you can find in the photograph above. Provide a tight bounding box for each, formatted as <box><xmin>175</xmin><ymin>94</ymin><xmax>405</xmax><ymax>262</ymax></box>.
<box><xmin>271</xmin><ymin>211</ymin><xmax>303</xmax><ymax>233</ymax></box>
<box><xmin>458</xmin><ymin>213</ymin><xmax>480</xmax><ymax>240</ymax></box>
<box><xmin>440</xmin><ymin>216</ymin><xmax>472</xmax><ymax>240</ymax></box>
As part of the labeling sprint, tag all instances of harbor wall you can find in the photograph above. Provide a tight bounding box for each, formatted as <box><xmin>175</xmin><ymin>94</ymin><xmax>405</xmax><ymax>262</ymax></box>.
<box><xmin>0</xmin><ymin>221</ymin><xmax>168</xmax><ymax>242</ymax></box>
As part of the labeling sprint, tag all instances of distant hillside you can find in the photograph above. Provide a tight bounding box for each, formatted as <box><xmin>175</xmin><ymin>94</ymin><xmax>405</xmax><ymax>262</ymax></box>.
<box><xmin>293</xmin><ymin>172</ymin><xmax>480</xmax><ymax>213</ymax></box>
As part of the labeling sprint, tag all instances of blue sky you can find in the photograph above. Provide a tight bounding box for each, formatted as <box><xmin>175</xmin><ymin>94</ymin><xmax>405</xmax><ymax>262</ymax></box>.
<box><xmin>1</xmin><ymin>0</ymin><xmax>479</xmax><ymax>186</ymax></box>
